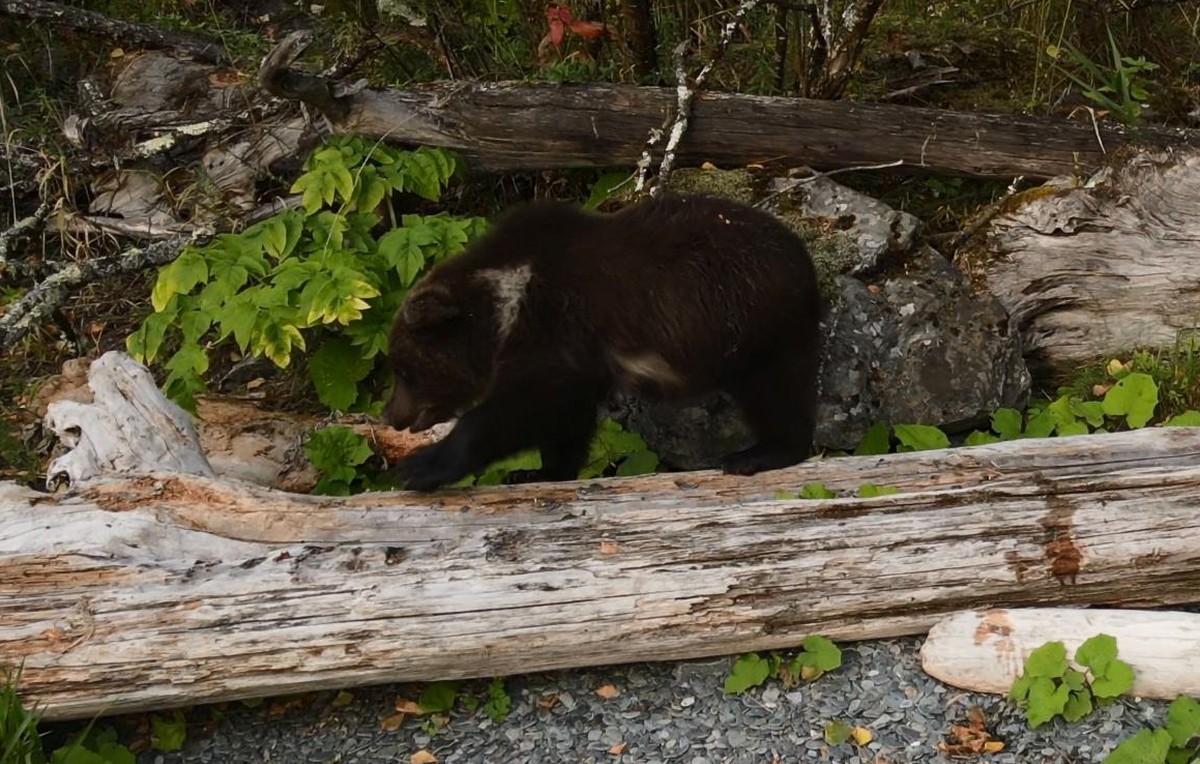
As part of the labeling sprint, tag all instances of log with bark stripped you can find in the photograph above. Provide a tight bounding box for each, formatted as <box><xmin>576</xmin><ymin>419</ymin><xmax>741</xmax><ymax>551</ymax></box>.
<box><xmin>4</xmin><ymin>352</ymin><xmax>1200</xmax><ymax>721</ymax></box>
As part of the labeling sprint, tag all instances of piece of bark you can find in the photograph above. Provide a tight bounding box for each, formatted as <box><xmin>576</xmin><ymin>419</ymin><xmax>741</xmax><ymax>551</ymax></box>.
<box><xmin>920</xmin><ymin>608</ymin><xmax>1200</xmax><ymax>701</ymax></box>
<box><xmin>982</xmin><ymin>148</ymin><xmax>1200</xmax><ymax>379</ymax></box>
<box><xmin>7</xmin><ymin>353</ymin><xmax>1200</xmax><ymax>721</ymax></box>
<box><xmin>257</xmin><ymin>30</ymin><xmax>1197</xmax><ymax>180</ymax></box>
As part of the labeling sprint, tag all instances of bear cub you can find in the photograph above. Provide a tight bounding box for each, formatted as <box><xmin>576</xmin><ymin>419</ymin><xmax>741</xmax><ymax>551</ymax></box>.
<box><xmin>384</xmin><ymin>193</ymin><xmax>824</xmax><ymax>491</ymax></box>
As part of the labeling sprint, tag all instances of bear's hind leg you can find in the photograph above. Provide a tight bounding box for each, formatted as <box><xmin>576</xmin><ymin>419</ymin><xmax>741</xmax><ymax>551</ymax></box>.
<box><xmin>721</xmin><ymin>352</ymin><xmax>818</xmax><ymax>476</ymax></box>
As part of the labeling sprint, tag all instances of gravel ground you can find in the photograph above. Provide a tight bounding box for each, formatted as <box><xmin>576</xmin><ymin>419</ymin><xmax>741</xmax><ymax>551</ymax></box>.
<box><xmin>117</xmin><ymin>635</ymin><xmax>1167</xmax><ymax>764</ymax></box>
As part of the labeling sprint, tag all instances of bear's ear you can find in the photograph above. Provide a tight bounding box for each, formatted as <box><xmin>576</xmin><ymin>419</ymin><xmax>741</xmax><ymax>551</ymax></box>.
<box><xmin>402</xmin><ymin>284</ymin><xmax>460</xmax><ymax>329</ymax></box>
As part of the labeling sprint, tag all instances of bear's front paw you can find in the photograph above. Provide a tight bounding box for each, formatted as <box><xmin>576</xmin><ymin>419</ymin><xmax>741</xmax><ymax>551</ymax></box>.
<box><xmin>392</xmin><ymin>443</ymin><xmax>468</xmax><ymax>492</ymax></box>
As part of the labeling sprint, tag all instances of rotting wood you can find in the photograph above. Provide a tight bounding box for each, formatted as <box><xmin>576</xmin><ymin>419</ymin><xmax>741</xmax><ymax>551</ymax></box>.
<box><xmin>920</xmin><ymin>608</ymin><xmax>1200</xmax><ymax>700</ymax></box>
<box><xmin>6</xmin><ymin>354</ymin><xmax>1200</xmax><ymax>721</ymax></box>
<box><xmin>983</xmin><ymin>148</ymin><xmax>1200</xmax><ymax>379</ymax></box>
<box><xmin>256</xmin><ymin>30</ymin><xmax>1198</xmax><ymax>180</ymax></box>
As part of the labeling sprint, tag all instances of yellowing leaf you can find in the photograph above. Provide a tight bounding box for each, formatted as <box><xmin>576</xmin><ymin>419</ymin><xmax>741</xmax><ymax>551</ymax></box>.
<box><xmin>596</xmin><ymin>684</ymin><xmax>620</xmax><ymax>699</ymax></box>
<box><xmin>380</xmin><ymin>713</ymin><xmax>405</xmax><ymax>731</ymax></box>
<box><xmin>607</xmin><ymin>742</ymin><xmax>627</xmax><ymax>755</ymax></box>
<box><xmin>851</xmin><ymin>726</ymin><xmax>873</xmax><ymax>745</ymax></box>
<box><xmin>332</xmin><ymin>690</ymin><xmax>354</xmax><ymax>707</ymax></box>
<box><xmin>984</xmin><ymin>741</ymin><xmax>1005</xmax><ymax>752</ymax></box>
<box><xmin>410</xmin><ymin>750</ymin><xmax>437</xmax><ymax>764</ymax></box>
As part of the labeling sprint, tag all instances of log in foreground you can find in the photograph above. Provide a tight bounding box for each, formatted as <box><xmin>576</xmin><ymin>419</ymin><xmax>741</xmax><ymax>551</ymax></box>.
<box><xmin>258</xmin><ymin>32</ymin><xmax>1197</xmax><ymax>180</ymax></box>
<box><xmin>920</xmin><ymin>608</ymin><xmax>1200</xmax><ymax>701</ymax></box>
<box><xmin>6</xmin><ymin>419</ymin><xmax>1200</xmax><ymax>720</ymax></box>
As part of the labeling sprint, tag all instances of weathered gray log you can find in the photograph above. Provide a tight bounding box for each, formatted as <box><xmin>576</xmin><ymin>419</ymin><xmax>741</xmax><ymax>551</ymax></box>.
<box><xmin>258</xmin><ymin>31</ymin><xmax>1198</xmax><ymax>180</ymax></box>
<box><xmin>6</xmin><ymin>357</ymin><xmax>1200</xmax><ymax>721</ymax></box>
<box><xmin>983</xmin><ymin>147</ymin><xmax>1200</xmax><ymax>379</ymax></box>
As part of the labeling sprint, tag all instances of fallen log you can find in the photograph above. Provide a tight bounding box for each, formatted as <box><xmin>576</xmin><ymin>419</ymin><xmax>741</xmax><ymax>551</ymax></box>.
<box><xmin>5</xmin><ymin>352</ymin><xmax>1200</xmax><ymax>721</ymax></box>
<box><xmin>920</xmin><ymin>608</ymin><xmax>1200</xmax><ymax>701</ymax></box>
<box><xmin>256</xmin><ymin>31</ymin><xmax>1197</xmax><ymax>180</ymax></box>
<box><xmin>982</xmin><ymin>147</ymin><xmax>1200</xmax><ymax>379</ymax></box>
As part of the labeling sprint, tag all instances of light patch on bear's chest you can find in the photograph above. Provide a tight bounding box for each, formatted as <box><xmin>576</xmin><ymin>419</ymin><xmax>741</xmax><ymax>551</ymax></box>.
<box><xmin>612</xmin><ymin>351</ymin><xmax>684</xmax><ymax>389</ymax></box>
<box><xmin>477</xmin><ymin>263</ymin><xmax>533</xmax><ymax>341</ymax></box>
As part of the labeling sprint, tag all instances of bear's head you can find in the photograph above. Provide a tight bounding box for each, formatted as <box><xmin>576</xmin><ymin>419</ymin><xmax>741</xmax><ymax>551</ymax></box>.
<box><xmin>384</xmin><ymin>276</ymin><xmax>499</xmax><ymax>433</ymax></box>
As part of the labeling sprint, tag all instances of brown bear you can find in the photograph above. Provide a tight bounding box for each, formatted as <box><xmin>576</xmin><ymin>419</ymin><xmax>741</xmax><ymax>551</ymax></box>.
<box><xmin>384</xmin><ymin>193</ymin><xmax>824</xmax><ymax>491</ymax></box>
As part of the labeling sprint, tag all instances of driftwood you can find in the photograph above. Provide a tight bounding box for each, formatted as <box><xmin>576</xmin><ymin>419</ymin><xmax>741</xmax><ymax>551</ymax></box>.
<box><xmin>920</xmin><ymin>608</ymin><xmax>1200</xmax><ymax>701</ymax></box>
<box><xmin>983</xmin><ymin>148</ymin><xmax>1200</xmax><ymax>378</ymax></box>
<box><xmin>5</xmin><ymin>352</ymin><xmax>1200</xmax><ymax>721</ymax></box>
<box><xmin>258</xmin><ymin>31</ymin><xmax>1197</xmax><ymax>180</ymax></box>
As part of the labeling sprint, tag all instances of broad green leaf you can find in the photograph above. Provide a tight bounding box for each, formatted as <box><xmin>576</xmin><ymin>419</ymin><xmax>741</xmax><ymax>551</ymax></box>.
<box><xmin>615</xmin><ymin>449</ymin><xmax>659</xmax><ymax>476</ymax></box>
<box><xmin>1025</xmin><ymin>641</ymin><xmax>1068</xmax><ymax>678</ymax></box>
<box><xmin>256</xmin><ymin>323</ymin><xmax>306</xmax><ymax>368</ymax></box>
<box><xmin>418</xmin><ymin>680</ymin><xmax>459</xmax><ymax>713</ymax></box>
<box><xmin>179</xmin><ymin>309</ymin><xmax>212</xmax><ymax>345</ymax></box>
<box><xmin>854</xmin><ymin>421</ymin><xmax>891</xmax><ymax>455</ymax></box>
<box><xmin>1165</xmin><ymin>695</ymin><xmax>1200</xmax><ymax>747</ymax></box>
<box><xmin>1165</xmin><ymin>410</ymin><xmax>1200</xmax><ymax>427</ymax></box>
<box><xmin>723</xmin><ymin>653</ymin><xmax>770</xmax><ymax>694</ymax></box>
<box><xmin>1075</xmin><ymin>633</ymin><xmax>1118</xmax><ymax>674</ymax></box>
<box><xmin>1062</xmin><ymin>689</ymin><xmax>1093</xmax><ymax>722</ymax></box>
<box><xmin>309</xmin><ymin>338</ymin><xmax>375</xmax><ymax>411</ymax></box>
<box><xmin>798</xmin><ymin>635</ymin><xmax>842</xmax><ymax>672</ymax></box>
<box><xmin>1100</xmin><ymin>728</ymin><xmax>1171</xmax><ymax>764</ymax></box>
<box><xmin>893</xmin><ymin>423</ymin><xmax>950</xmax><ymax>452</ymax></box>
<box><xmin>1071</xmin><ymin>399</ymin><xmax>1106</xmax><ymax>427</ymax></box>
<box><xmin>1023</xmin><ymin>408</ymin><xmax>1056</xmax><ymax>439</ymax></box>
<box><xmin>964</xmin><ymin>430</ymin><xmax>1001</xmax><ymax>446</ymax></box>
<box><xmin>584</xmin><ymin>171</ymin><xmax>632</xmax><ymax>210</ymax></box>
<box><xmin>378</xmin><ymin>227</ymin><xmax>437</xmax><ymax>286</ymax></box>
<box><xmin>1102</xmin><ymin>371</ymin><xmax>1159</xmax><ymax>429</ymax></box>
<box><xmin>304</xmin><ymin>426</ymin><xmax>373</xmax><ymax>484</ymax></box>
<box><xmin>151</xmin><ymin>250</ymin><xmax>208</xmax><ymax>312</ymax></box>
<box><xmin>150</xmin><ymin>710</ymin><xmax>187</xmax><ymax>751</ymax></box>
<box><xmin>1058</xmin><ymin>421</ymin><xmax>1089</xmax><ymax>436</ymax></box>
<box><xmin>1091</xmin><ymin>659</ymin><xmax>1135</xmax><ymax>699</ymax></box>
<box><xmin>824</xmin><ymin>720</ymin><xmax>852</xmax><ymax>745</ymax></box>
<box><xmin>1026</xmin><ymin>676</ymin><xmax>1070</xmax><ymax>727</ymax></box>
<box><xmin>992</xmin><ymin>407</ymin><xmax>1024</xmax><ymax>440</ymax></box>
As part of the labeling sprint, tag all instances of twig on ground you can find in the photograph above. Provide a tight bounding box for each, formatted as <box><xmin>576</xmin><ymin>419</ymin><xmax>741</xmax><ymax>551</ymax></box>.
<box><xmin>753</xmin><ymin>159</ymin><xmax>905</xmax><ymax>207</ymax></box>
<box><xmin>0</xmin><ymin>199</ymin><xmax>53</xmax><ymax>275</ymax></box>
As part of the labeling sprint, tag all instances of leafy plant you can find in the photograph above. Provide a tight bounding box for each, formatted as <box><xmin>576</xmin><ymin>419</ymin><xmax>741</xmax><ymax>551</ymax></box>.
<box><xmin>128</xmin><ymin>136</ymin><xmax>485</xmax><ymax>414</ymax></box>
<box><xmin>1008</xmin><ymin>635</ymin><xmax>1135</xmax><ymax>729</ymax></box>
<box><xmin>148</xmin><ymin>710</ymin><xmax>187</xmax><ymax>752</ymax></box>
<box><xmin>481</xmin><ymin>678</ymin><xmax>512</xmax><ymax>723</ymax></box>
<box><xmin>2</xmin><ymin>664</ymin><xmax>45</xmax><ymax>764</ymax></box>
<box><xmin>303</xmin><ymin>426</ymin><xmax>378</xmax><ymax>495</ymax></box>
<box><xmin>1050</xmin><ymin>25</ymin><xmax>1159</xmax><ymax>126</ymax></box>
<box><xmin>1102</xmin><ymin>695</ymin><xmax>1200</xmax><ymax>763</ymax></box>
<box><xmin>724</xmin><ymin>636</ymin><xmax>843</xmax><ymax>694</ymax></box>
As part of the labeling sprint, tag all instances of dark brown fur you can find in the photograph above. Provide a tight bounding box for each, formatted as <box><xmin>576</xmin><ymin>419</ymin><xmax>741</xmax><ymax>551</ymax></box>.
<box><xmin>385</xmin><ymin>194</ymin><xmax>824</xmax><ymax>491</ymax></box>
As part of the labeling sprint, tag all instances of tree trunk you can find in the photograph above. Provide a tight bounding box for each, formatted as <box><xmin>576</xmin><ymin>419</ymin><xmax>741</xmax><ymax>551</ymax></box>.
<box><xmin>7</xmin><ymin>354</ymin><xmax>1200</xmax><ymax>721</ymax></box>
<box><xmin>981</xmin><ymin>148</ymin><xmax>1200</xmax><ymax>380</ymax></box>
<box><xmin>258</xmin><ymin>32</ymin><xmax>1199</xmax><ymax>180</ymax></box>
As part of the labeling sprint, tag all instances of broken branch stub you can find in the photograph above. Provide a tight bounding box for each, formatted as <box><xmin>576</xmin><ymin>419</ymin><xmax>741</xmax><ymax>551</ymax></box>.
<box><xmin>43</xmin><ymin>351</ymin><xmax>214</xmax><ymax>489</ymax></box>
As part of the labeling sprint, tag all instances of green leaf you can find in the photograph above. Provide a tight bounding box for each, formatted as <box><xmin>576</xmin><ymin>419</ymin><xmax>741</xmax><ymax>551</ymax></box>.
<box><xmin>418</xmin><ymin>680</ymin><xmax>459</xmax><ymax>713</ymax></box>
<box><xmin>724</xmin><ymin>653</ymin><xmax>771</xmax><ymax>694</ymax></box>
<box><xmin>151</xmin><ymin>250</ymin><xmax>208</xmax><ymax>312</ymax></box>
<box><xmin>256</xmin><ymin>322</ymin><xmax>306</xmax><ymax>368</ymax></box>
<box><xmin>1009</xmin><ymin>672</ymin><xmax>1032</xmax><ymax>703</ymax></box>
<box><xmin>1023</xmin><ymin>408</ymin><xmax>1056</xmax><ymax>439</ymax></box>
<box><xmin>1165</xmin><ymin>695</ymin><xmax>1200</xmax><ymax>747</ymax></box>
<box><xmin>1102</xmin><ymin>371</ymin><xmax>1159</xmax><ymax>429</ymax></box>
<box><xmin>1071</xmin><ymin>399</ymin><xmax>1107</xmax><ymax>427</ymax></box>
<box><xmin>583</xmin><ymin>171</ymin><xmax>632</xmax><ymax>210</ymax></box>
<box><xmin>857</xmin><ymin>483</ymin><xmax>899</xmax><ymax>498</ymax></box>
<box><xmin>893</xmin><ymin>423</ymin><xmax>950</xmax><ymax>452</ymax></box>
<box><xmin>1100</xmin><ymin>728</ymin><xmax>1172</xmax><ymax>764</ymax></box>
<box><xmin>964</xmin><ymin>430</ymin><xmax>1001</xmax><ymax>446</ymax></box>
<box><xmin>854</xmin><ymin>421</ymin><xmax>891</xmax><ymax>455</ymax></box>
<box><xmin>1063</xmin><ymin>667</ymin><xmax>1088</xmax><ymax>691</ymax></box>
<box><xmin>1025</xmin><ymin>642</ymin><xmax>1069</xmax><ymax>678</ymax></box>
<box><xmin>800</xmin><ymin>482</ymin><xmax>837</xmax><ymax>499</ymax></box>
<box><xmin>309</xmin><ymin>338</ymin><xmax>375</xmax><ymax>411</ymax></box>
<box><xmin>1165</xmin><ymin>410</ymin><xmax>1200</xmax><ymax>427</ymax></box>
<box><xmin>615</xmin><ymin>449</ymin><xmax>659</xmax><ymax>476</ymax></box>
<box><xmin>468</xmin><ymin>448</ymin><xmax>543</xmax><ymax>487</ymax></box>
<box><xmin>1047</xmin><ymin>395</ymin><xmax>1081</xmax><ymax>433</ymax></box>
<box><xmin>150</xmin><ymin>710</ymin><xmax>187</xmax><ymax>751</ymax></box>
<box><xmin>1062</xmin><ymin>688</ymin><xmax>1093</xmax><ymax>722</ymax></box>
<box><xmin>1058</xmin><ymin>421</ymin><xmax>1090</xmax><ymax>436</ymax></box>
<box><xmin>1075</xmin><ymin>633</ymin><xmax>1118</xmax><ymax>675</ymax></box>
<box><xmin>1026</xmin><ymin>675</ymin><xmax>1070</xmax><ymax>727</ymax></box>
<box><xmin>992</xmin><ymin>407</ymin><xmax>1024</xmax><ymax>440</ymax></box>
<box><xmin>126</xmin><ymin>307</ymin><xmax>177</xmax><ymax>364</ymax></box>
<box><xmin>797</xmin><ymin>635</ymin><xmax>842</xmax><ymax>672</ymax></box>
<box><xmin>1091</xmin><ymin>659</ymin><xmax>1135</xmax><ymax>699</ymax></box>
<box><xmin>378</xmin><ymin>227</ymin><xmax>437</xmax><ymax>287</ymax></box>
<box><xmin>304</xmin><ymin>426</ymin><xmax>373</xmax><ymax>491</ymax></box>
